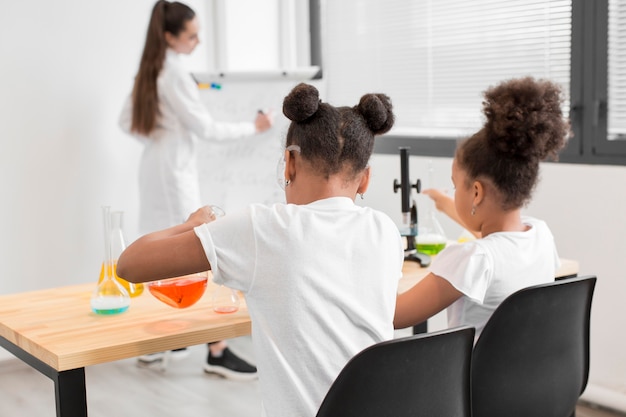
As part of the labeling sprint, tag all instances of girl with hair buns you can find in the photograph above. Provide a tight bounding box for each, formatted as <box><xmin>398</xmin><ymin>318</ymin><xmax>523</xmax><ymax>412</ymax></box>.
<box><xmin>394</xmin><ymin>77</ymin><xmax>570</xmax><ymax>339</ymax></box>
<box><xmin>118</xmin><ymin>83</ymin><xmax>404</xmax><ymax>417</ymax></box>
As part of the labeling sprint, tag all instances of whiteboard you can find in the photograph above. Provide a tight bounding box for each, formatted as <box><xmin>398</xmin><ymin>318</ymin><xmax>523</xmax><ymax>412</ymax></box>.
<box><xmin>196</xmin><ymin>80</ymin><xmax>311</xmax><ymax>213</ymax></box>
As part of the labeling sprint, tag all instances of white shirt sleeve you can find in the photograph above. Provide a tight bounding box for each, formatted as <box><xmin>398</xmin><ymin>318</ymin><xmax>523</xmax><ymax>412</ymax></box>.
<box><xmin>194</xmin><ymin>207</ymin><xmax>257</xmax><ymax>292</ymax></box>
<box><xmin>429</xmin><ymin>242</ymin><xmax>493</xmax><ymax>303</ymax></box>
<box><xmin>161</xmin><ymin>71</ymin><xmax>256</xmax><ymax>141</ymax></box>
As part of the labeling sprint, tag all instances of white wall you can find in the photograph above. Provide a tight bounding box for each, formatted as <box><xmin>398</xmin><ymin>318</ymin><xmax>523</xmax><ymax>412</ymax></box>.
<box><xmin>1</xmin><ymin>0</ymin><xmax>625</xmax><ymax>411</ymax></box>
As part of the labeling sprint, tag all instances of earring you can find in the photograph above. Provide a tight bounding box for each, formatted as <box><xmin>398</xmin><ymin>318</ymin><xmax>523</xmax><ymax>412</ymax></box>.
<box><xmin>358</xmin><ymin>193</ymin><xmax>364</xmax><ymax>200</ymax></box>
<box><xmin>471</xmin><ymin>205</ymin><xmax>476</xmax><ymax>216</ymax></box>
<box><xmin>285</xmin><ymin>179</ymin><xmax>291</xmax><ymax>187</ymax></box>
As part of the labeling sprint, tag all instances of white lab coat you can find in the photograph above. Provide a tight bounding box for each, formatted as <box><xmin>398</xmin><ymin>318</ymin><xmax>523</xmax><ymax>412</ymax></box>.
<box><xmin>119</xmin><ymin>49</ymin><xmax>255</xmax><ymax>233</ymax></box>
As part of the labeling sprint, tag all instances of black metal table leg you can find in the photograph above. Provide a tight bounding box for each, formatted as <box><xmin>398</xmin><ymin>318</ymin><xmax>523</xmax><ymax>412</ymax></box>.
<box><xmin>1</xmin><ymin>335</ymin><xmax>88</xmax><ymax>416</ymax></box>
<box><xmin>55</xmin><ymin>368</ymin><xmax>87</xmax><ymax>417</ymax></box>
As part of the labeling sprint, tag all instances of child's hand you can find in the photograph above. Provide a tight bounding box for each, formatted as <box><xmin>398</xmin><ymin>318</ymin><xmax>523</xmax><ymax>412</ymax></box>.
<box><xmin>422</xmin><ymin>188</ymin><xmax>454</xmax><ymax>213</ymax></box>
<box><xmin>187</xmin><ymin>206</ymin><xmax>218</xmax><ymax>225</ymax></box>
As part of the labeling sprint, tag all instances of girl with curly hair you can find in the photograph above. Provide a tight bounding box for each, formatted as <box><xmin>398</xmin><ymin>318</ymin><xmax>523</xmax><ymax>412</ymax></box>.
<box><xmin>117</xmin><ymin>83</ymin><xmax>403</xmax><ymax>417</ymax></box>
<box><xmin>394</xmin><ymin>77</ymin><xmax>571</xmax><ymax>339</ymax></box>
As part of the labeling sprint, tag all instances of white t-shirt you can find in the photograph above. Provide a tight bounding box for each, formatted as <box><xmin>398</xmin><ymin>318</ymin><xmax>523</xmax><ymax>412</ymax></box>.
<box><xmin>430</xmin><ymin>216</ymin><xmax>560</xmax><ymax>339</ymax></box>
<box><xmin>194</xmin><ymin>197</ymin><xmax>404</xmax><ymax>417</ymax></box>
<box><xmin>119</xmin><ymin>49</ymin><xmax>255</xmax><ymax>233</ymax></box>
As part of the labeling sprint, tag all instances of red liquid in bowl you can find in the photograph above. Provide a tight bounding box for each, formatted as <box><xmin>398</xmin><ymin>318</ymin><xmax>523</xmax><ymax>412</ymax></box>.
<box><xmin>148</xmin><ymin>275</ymin><xmax>208</xmax><ymax>308</ymax></box>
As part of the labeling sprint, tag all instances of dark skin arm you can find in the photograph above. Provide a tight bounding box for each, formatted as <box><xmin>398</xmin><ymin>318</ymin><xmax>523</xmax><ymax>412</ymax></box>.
<box><xmin>116</xmin><ymin>207</ymin><xmax>215</xmax><ymax>283</ymax></box>
<box><xmin>394</xmin><ymin>272</ymin><xmax>464</xmax><ymax>329</ymax></box>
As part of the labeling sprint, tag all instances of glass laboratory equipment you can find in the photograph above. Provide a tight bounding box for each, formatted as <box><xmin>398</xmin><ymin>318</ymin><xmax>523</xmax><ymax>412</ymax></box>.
<box><xmin>147</xmin><ymin>205</ymin><xmax>222</xmax><ymax>309</ymax></box>
<box><xmin>97</xmin><ymin>210</ymin><xmax>143</xmax><ymax>297</ymax></box>
<box><xmin>148</xmin><ymin>272</ymin><xmax>208</xmax><ymax>308</ymax></box>
<box><xmin>212</xmin><ymin>284</ymin><xmax>240</xmax><ymax>314</ymax></box>
<box><xmin>91</xmin><ymin>206</ymin><xmax>131</xmax><ymax>315</ymax></box>
<box><xmin>416</xmin><ymin>210</ymin><xmax>448</xmax><ymax>255</ymax></box>
<box><xmin>457</xmin><ymin>229</ymin><xmax>476</xmax><ymax>243</ymax></box>
<box><xmin>416</xmin><ymin>161</ymin><xmax>447</xmax><ymax>255</ymax></box>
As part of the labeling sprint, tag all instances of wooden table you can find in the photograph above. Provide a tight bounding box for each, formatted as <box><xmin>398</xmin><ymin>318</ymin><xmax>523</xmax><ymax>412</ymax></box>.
<box><xmin>0</xmin><ymin>259</ymin><xmax>579</xmax><ymax>416</ymax></box>
<box><xmin>0</xmin><ymin>277</ymin><xmax>251</xmax><ymax>417</ymax></box>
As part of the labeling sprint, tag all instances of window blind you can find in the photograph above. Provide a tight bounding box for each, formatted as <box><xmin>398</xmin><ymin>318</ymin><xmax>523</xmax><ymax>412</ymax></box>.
<box><xmin>325</xmin><ymin>0</ymin><xmax>571</xmax><ymax>138</ymax></box>
<box><xmin>609</xmin><ymin>0</ymin><xmax>626</xmax><ymax>140</ymax></box>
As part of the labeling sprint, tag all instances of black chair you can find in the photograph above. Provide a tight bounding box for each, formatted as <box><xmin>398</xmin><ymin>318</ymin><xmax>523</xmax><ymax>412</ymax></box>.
<box><xmin>471</xmin><ymin>275</ymin><xmax>596</xmax><ymax>417</ymax></box>
<box><xmin>316</xmin><ymin>326</ymin><xmax>475</xmax><ymax>417</ymax></box>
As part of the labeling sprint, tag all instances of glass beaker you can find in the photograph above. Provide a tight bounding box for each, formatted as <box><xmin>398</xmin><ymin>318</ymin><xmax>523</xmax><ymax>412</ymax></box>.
<box><xmin>212</xmin><ymin>284</ymin><xmax>240</xmax><ymax>314</ymax></box>
<box><xmin>148</xmin><ymin>272</ymin><xmax>208</xmax><ymax>309</ymax></box>
<box><xmin>91</xmin><ymin>206</ymin><xmax>131</xmax><ymax>315</ymax></box>
<box><xmin>97</xmin><ymin>211</ymin><xmax>143</xmax><ymax>297</ymax></box>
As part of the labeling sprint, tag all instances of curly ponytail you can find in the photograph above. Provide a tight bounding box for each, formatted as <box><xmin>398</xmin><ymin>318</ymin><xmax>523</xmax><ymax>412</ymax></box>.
<box><xmin>456</xmin><ymin>77</ymin><xmax>571</xmax><ymax>209</ymax></box>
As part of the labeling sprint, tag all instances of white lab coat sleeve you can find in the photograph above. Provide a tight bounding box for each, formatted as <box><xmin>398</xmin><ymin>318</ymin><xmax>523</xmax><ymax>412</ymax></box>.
<box><xmin>162</xmin><ymin>74</ymin><xmax>256</xmax><ymax>141</ymax></box>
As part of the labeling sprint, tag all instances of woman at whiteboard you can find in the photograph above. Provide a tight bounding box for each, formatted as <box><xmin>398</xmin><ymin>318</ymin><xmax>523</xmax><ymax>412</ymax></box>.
<box><xmin>119</xmin><ymin>0</ymin><xmax>271</xmax><ymax>380</ymax></box>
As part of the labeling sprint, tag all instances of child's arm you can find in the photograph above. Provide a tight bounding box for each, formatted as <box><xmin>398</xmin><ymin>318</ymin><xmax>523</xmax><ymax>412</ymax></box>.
<box><xmin>393</xmin><ymin>272</ymin><xmax>463</xmax><ymax>329</ymax></box>
<box><xmin>422</xmin><ymin>188</ymin><xmax>480</xmax><ymax>239</ymax></box>
<box><xmin>117</xmin><ymin>207</ymin><xmax>215</xmax><ymax>283</ymax></box>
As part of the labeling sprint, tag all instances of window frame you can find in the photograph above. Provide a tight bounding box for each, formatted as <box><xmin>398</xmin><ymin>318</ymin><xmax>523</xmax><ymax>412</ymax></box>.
<box><xmin>374</xmin><ymin>0</ymin><xmax>626</xmax><ymax>166</ymax></box>
<box><xmin>202</xmin><ymin>0</ymin><xmax>322</xmax><ymax>80</ymax></box>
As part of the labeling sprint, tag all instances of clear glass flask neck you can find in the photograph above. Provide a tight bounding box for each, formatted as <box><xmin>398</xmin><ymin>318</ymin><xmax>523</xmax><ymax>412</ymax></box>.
<box><xmin>91</xmin><ymin>206</ymin><xmax>131</xmax><ymax>315</ymax></box>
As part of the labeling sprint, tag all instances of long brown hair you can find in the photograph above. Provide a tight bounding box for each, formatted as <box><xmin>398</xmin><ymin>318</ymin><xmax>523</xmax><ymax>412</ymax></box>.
<box><xmin>131</xmin><ymin>1</ymin><xmax>195</xmax><ymax>135</ymax></box>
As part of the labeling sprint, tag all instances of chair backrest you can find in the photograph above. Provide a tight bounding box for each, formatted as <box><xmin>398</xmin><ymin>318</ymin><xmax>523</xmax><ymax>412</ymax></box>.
<box><xmin>471</xmin><ymin>275</ymin><xmax>596</xmax><ymax>417</ymax></box>
<box><xmin>315</xmin><ymin>326</ymin><xmax>475</xmax><ymax>417</ymax></box>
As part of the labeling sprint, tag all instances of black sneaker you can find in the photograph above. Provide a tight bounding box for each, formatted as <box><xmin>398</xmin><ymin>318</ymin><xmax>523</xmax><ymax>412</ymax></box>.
<box><xmin>203</xmin><ymin>347</ymin><xmax>258</xmax><ymax>381</ymax></box>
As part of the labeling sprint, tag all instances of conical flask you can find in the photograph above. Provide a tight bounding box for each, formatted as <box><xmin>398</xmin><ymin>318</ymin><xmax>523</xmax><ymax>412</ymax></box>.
<box><xmin>416</xmin><ymin>209</ymin><xmax>447</xmax><ymax>255</ymax></box>
<box><xmin>91</xmin><ymin>206</ymin><xmax>131</xmax><ymax>315</ymax></box>
<box><xmin>97</xmin><ymin>211</ymin><xmax>144</xmax><ymax>297</ymax></box>
<box><xmin>416</xmin><ymin>160</ymin><xmax>447</xmax><ymax>255</ymax></box>
<box><xmin>212</xmin><ymin>285</ymin><xmax>240</xmax><ymax>314</ymax></box>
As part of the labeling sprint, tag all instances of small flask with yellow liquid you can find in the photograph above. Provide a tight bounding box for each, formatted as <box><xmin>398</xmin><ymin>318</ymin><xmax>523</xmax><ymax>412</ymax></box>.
<box><xmin>91</xmin><ymin>206</ymin><xmax>131</xmax><ymax>315</ymax></box>
<box><xmin>97</xmin><ymin>210</ymin><xmax>143</xmax><ymax>297</ymax></box>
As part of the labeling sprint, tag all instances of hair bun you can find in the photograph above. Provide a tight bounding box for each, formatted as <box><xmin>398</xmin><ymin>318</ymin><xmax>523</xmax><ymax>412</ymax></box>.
<box><xmin>483</xmin><ymin>77</ymin><xmax>568</xmax><ymax>160</ymax></box>
<box><xmin>356</xmin><ymin>93</ymin><xmax>394</xmax><ymax>135</ymax></box>
<box><xmin>283</xmin><ymin>83</ymin><xmax>320</xmax><ymax>122</ymax></box>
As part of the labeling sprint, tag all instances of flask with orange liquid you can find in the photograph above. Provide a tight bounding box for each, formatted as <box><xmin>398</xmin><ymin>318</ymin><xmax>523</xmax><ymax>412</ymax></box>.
<box><xmin>97</xmin><ymin>210</ymin><xmax>143</xmax><ymax>297</ymax></box>
<box><xmin>148</xmin><ymin>273</ymin><xmax>208</xmax><ymax>308</ymax></box>
<box><xmin>146</xmin><ymin>206</ymin><xmax>223</xmax><ymax>310</ymax></box>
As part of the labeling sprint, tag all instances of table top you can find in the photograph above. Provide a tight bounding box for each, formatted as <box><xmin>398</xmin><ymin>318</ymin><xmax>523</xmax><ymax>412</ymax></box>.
<box><xmin>398</xmin><ymin>257</ymin><xmax>579</xmax><ymax>293</ymax></box>
<box><xmin>0</xmin><ymin>277</ymin><xmax>251</xmax><ymax>371</ymax></box>
<box><xmin>0</xmin><ymin>258</ymin><xmax>578</xmax><ymax>372</ymax></box>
